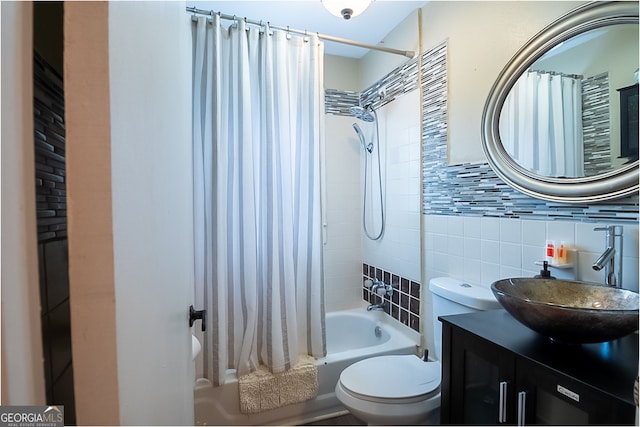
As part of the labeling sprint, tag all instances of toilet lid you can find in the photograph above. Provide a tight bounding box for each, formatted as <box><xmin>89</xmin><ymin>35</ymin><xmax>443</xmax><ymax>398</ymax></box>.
<box><xmin>339</xmin><ymin>355</ymin><xmax>441</xmax><ymax>400</ymax></box>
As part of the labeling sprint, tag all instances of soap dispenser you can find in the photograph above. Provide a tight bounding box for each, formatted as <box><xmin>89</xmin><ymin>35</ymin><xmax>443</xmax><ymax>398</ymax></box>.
<box><xmin>534</xmin><ymin>261</ymin><xmax>556</xmax><ymax>279</ymax></box>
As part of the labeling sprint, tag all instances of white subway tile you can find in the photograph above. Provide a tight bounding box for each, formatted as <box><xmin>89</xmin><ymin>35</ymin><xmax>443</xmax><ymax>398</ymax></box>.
<box><xmin>576</xmin><ymin>251</ymin><xmax>603</xmax><ymax>283</ymax></box>
<box><xmin>448</xmin><ymin>235</ymin><xmax>464</xmax><ymax>256</ymax></box>
<box><xmin>481</xmin><ymin>217</ymin><xmax>500</xmax><ymax>241</ymax></box>
<box><xmin>500</xmin><ymin>242</ymin><xmax>522</xmax><ymax>269</ymax></box>
<box><xmin>463</xmin><ymin>259</ymin><xmax>482</xmax><ymax>285</ymax></box>
<box><xmin>621</xmin><ymin>256</ymin><xmax>639</xmax><ymax>292</ymax></box>
<box><xmin>546</xmin><ymin>221</ymin><xmax>575</xmax><ymax>246</ymax></box>
<box><xmin>621</xmin><ymin>223</ymin><xmax>639</xmax><ymax>259</ymax></box>
<box><xmin>500</xmin><ymin>265</ymin><xmax>522</xmax><ymax>279</ymax></box>
<box><xmin>464</xmin><ymin>238</ymin><xmax>482</xmax><ymax>261</ymax></box>
<box><xmin>575</xmin><ymin>222</ymin><xmax>603</xmax><ymax>253</ymax></box>
<box><xmin>521</xmin><ymin>220</ymin><xmax>546</xmax><ymax>247</ymax></box>
<box><xmin>500</xmin><ymin>219</ymin><xmax>521</xmax><ymax>244</ymax></box>
<box><xmin>481</xmin><ymin>262</ymin><xmax>501</xmax><ymax>287</ymax></box>
<box><xmin>447</xmin><ymin>216</ymin><xmax>464</xmax><ymax>237</ymax></box>
<box><xmin>522</xmin><ymin>244</ymin><xmax>543</xmax><ymax>272</ymax></box>
<box><xmin>481</xmin><ymin>240</ymin><xmax>500</xmax><ymax>264</ymax></box>
<box><xmin>433</xmin><ymin>233</ymin><xmax>448</xmax><ymax>254</ymax></box>
<box><xmin>463</xmin><ymin>216</ymin><xmax>482</xmax><ymax>239</ymax></box>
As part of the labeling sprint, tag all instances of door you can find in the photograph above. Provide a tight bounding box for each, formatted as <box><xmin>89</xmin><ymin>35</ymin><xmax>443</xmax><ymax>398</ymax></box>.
<box><xmin>65</xmin><ymin>2</ymin><xmax>196</xmax><ymax>425</ymax></box>
<box><xmin>442</xmin><ymin>324</ymin><xmax>516</xmax><ymax>425</ymax></box>
<box><xmin>515</xmin><ymin>358</ymin><xmax>636</xmax><ymax>425</ymax></box>
<box><xmin>106</xmin><ymin>2</ymin><xmax>196</xmax><ymax>425</ymax></box>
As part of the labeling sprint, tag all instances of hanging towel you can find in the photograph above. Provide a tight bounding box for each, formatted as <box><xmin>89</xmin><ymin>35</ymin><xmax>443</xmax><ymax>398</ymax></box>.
<box><xmin>238</xmin><ymin>355</ymin><xmax>318</xmax><ymax>414</ymax></box>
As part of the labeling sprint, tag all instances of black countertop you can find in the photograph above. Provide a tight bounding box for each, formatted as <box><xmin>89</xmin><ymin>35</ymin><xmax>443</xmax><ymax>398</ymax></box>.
<box><xmin>439</xmin><ymin>309</ymin><xmax>639</xmax><ymax>405</ymax></box>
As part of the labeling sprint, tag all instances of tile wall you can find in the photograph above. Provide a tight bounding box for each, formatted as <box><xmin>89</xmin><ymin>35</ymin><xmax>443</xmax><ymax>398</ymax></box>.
<box><xmin>325</xmin><ymin>38</ymin><xmax>639</xmax><ymax>348</ymax></box>
<box><xmin>361</xmin><ymin>263</ymin><xmax>421</xmax><ymax>332</ymax></box>
<box><xmin>33</xmin><ymin>51</ymin><xmax>76</xmax><ymax>424</ymax></box>
<box><xmin>423</xmin><ymin>214</ymin><xmax>639</xmax><ymax>292</ymax></box>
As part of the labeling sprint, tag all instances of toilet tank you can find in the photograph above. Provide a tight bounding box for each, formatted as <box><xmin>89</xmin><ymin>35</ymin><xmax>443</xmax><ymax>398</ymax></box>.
<box><xmin>429</xmin><ymin>277</ymin><xmax>501</xmax><ymax>361</ymax></box>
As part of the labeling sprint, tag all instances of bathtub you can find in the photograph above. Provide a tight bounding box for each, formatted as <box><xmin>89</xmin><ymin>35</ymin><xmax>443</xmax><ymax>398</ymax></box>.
<box><xmin>194</xmin><ymin>308</ymin><xmax>419</xmax><ymax>425</ymax></box>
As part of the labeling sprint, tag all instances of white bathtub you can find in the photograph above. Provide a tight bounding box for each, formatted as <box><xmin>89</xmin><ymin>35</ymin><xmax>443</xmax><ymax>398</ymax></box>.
<box><xmin>194</xmin><ymin>308</ymin><xmax>419</xmax><ymax>425</ymax></box>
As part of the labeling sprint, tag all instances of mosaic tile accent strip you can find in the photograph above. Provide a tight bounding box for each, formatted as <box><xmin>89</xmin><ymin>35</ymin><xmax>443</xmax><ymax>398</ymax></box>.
<box><xmin>34</xmin><ymin>52</ymin><xmax>67</xmax><ymax>242</ymax></box>
<box><xmin>582</xmin><ymin>73</ymin><xmax>611</xmax><ymax>177</ymax></box>
<box><xmin>362</xmin><ymin>263</ymin><xmax>421</xmax><ymax>332</ymax></box>
<box><xmin>324</xmin><ymin>54</ymin><xmax>420</xmax><ymax>115</ymax></box>
<box><xmin>419</xmin><ymin>42</ymin><xmax>639</xmax><ymax>222</ymax></box>
<box><xmin>324</xmin><ymin>89</ymin><xmax>359</xmax><ymax>115</ymax></box>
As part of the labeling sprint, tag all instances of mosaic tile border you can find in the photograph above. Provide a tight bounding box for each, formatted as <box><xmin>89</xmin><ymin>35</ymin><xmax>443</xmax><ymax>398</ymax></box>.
<box><xmin>417</xmin><ymin>42</ymin><xmax>639</xmax><ymax>222</ymax></box>
<box><xmin>362</xmin><ymin>263</ymin><xmax>421</xmax><ymax>332</ymax></box>
<box><xmin>582</xmin><ymin>73</ymin><xmax>611</xmax><ymax>177</ymax></box>
<box><xmin>324</xmin><ymin>40</ymin><xmax>638</xmax><ymax>223</ymax></box>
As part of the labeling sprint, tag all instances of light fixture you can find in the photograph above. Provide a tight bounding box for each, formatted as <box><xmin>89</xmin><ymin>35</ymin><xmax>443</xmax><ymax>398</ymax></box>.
<box><xmin>322</xmin><ymin>0</ymin><xmax>373</xmax><ymax>20</ymax></box>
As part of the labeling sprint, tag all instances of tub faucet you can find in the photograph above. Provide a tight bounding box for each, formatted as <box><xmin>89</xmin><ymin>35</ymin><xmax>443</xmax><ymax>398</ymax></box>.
<box><xmin>366</xmin><ymin>302</ymin><xmax>386</xmax><ymax>311</ymax></box>
<box><xmin>366</xmin><ymin>278</ymin><xmax>393</xmax><ymax>311</ymax></box>
<box><xmin>592</xmin><ymin>225</ymin><xmax>623</xmax><ymax>288</ymax></box>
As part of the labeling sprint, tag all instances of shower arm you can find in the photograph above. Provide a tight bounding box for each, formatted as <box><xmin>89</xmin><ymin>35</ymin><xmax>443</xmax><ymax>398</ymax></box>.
<box><xmin>186</xmin><ymin>6</ymin><xmax>415</xmax><ymax>59</ymax></box>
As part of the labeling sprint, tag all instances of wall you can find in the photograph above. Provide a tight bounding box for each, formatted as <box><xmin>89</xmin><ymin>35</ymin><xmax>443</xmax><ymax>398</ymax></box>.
<box><xmin>323</xmin><ymin>49</ymin><xmax>423</xmax><ymax>334</ymax></box>
<box><xmin>418</xmin><ymin>1</ymin><xmax>584</xmax><ymax>164</ymax></box>
<box><xmin>34</xmin><ymin>50</ymin><xmax>75</xmax><ymax>423</ymax></box>
<box><xmin>323</xmin><ymin>114</ymin><xmax>363</xmax><ymax>311</ymax></box>
<box><xmin>0</xmin><ymin>0</ymin><xmax>47</xmax><ymax>405</ymax></box>
<box><xmin>64</xmin><ymin>3</ymin><xmax>120</xmax><ymax>424</ymax></box>
<box><xmin>361</xmin><ymin>90</ymin><xmax>421</xmax><ymax>281</ymax></box>
<box><xmin>360</xmin><ymin>9</ymin><xmax>421</xmax><ymax>91</ymax></box>
<box><xmin>324</xmin><ymin>55</ymin><xmax>361</xmax><ymax>91</ymax></box>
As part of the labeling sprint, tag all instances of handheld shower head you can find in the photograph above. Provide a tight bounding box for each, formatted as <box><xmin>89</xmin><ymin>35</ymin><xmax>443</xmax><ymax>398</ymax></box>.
<box><xmin>352</xmin><ymin>123</ymin><xmax>373</xmax><ymax>153</ymax></box>
<box><xmin>349</xmin><ymin>105</ymin><xmax>375</xmax><ymax>122</ymax></box>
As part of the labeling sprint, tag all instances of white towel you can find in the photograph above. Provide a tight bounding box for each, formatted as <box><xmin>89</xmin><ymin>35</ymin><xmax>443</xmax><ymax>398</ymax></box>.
<box><xmin>239</xmin><ymin>355</ymin><xmax>318</xmax><ymax>414</ymax></box>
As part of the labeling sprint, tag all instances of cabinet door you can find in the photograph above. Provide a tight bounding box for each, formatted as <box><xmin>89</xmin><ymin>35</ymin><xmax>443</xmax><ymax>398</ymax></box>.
<box><xmin>442</xmin><ymin>325</ymin><xmax>516</xmax><ymax>424</ymax></box>
<box><xmin>515</xmin><ymin>358</ymin><xmax>636</xmax><ymax>425</ymax></box>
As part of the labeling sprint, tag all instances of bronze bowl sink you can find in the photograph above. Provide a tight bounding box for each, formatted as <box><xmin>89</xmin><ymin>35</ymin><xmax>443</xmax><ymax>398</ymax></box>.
<box><xmin>491</xmin><ymin>278</ymin><xmax>639</xmax><ymax>344</ymax></box>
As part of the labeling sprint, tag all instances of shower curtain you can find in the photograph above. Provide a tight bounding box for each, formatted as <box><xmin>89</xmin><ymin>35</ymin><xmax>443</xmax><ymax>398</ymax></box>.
<box><xmin>192</xmin><ymin>15</ymin><xmax>326</xmax><ymax>386</ymax></box>
<box><xmin>500</xmin><ymin>70</ymin><xmax>584</xmax><ymax>178</ymax></box>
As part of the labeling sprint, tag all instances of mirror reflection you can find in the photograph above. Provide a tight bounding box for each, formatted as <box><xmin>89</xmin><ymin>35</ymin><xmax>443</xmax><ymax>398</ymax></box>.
<box><xmin>499</xmin><ymin>23</ymin><xmax>639</xmax><ymax>178</ymax></box>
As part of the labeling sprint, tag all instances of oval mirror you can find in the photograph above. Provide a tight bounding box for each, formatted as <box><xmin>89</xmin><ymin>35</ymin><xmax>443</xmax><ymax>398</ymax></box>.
<box><xmin>482</xmin><ymin>1</ymin><xmax>639</xmax><ymax>203</ymax></box>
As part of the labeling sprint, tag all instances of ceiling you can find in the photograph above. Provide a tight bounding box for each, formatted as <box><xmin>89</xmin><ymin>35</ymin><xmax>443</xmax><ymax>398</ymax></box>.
<box><xmin>189</xmin><ymin>0</ymin><xmax>427</xmax><ymax>58</ymax></box>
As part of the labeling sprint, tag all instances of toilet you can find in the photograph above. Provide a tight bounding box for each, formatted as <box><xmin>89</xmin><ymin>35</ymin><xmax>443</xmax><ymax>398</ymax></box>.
<box><xmin>335</xmin><ymin>277</ymin><xmax>502</xmax><ymax>425</ymax></box>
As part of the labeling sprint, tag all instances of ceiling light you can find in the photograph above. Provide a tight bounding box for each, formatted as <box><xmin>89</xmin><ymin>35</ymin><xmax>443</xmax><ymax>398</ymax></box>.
<box><xmin>322</xmin><ymin>0</ymin><xmax>373</xmax><ymax>20</ymax></box>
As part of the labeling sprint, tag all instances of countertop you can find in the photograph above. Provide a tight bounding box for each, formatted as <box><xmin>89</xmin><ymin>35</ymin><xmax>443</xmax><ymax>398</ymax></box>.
<box><xmin>439</xmin><ymin>309</ymin><xmax>639</xmax><ymax>406</ymax></box>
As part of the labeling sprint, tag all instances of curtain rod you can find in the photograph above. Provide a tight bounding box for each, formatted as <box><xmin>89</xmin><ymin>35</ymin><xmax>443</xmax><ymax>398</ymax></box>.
<box><xmin>186</xmin><ymin>6</ymin><xmax>415</xmax><ymax>59</ymax></box>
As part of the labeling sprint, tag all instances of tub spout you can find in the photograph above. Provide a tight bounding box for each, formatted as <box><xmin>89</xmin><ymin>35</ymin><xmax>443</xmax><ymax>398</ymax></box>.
<box><xmin>366</xmin><ymin>303</ymin><xmax>386</xmax><ymax>311</ymax></box>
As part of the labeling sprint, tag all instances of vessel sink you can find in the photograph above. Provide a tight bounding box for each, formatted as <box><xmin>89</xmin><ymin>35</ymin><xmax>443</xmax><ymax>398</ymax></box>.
<box><xmin>491</xmin><ymin>278</ymin><xmax>639</xmax><ymax>344</ymax></box>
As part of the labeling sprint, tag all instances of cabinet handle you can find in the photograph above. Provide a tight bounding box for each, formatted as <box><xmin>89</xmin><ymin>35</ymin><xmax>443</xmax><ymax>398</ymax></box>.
<box><xmin>498</xmin><ymin>381</ymin><xmax>508</xmax><ymax>423</ymax></box>
<box><xmin>517</xmin><ymin>391</ymin><xmax>526</xmax><ymax>426</ymax></box>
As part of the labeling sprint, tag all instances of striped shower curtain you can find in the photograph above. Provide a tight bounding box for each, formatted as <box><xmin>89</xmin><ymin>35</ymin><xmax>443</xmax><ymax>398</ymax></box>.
<box><xmin>191</xmin><ymin>15</ymin><xmax>326</xmax><ymax>386</ymax></box>
<box><xmin>500</xmin><ymin>70</ymin><xmax>584</xmax><ymax>178</ymax></box>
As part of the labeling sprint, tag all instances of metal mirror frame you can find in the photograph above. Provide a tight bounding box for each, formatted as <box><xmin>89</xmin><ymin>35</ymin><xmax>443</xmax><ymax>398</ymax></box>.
<box><xmin>481</xmin><ymin>1</ymin><xmax>639</xmax><ymax>203</ymax></box>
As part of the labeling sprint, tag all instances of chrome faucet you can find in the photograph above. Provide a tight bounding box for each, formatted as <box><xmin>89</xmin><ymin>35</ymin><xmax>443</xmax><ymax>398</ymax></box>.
<box><xmin>592</xmin><ymin>225</ymin><xmax>623</xmax><ymax>288</ymax></box>
<box><xmin>366</xmin><ymin>302</ymin><xmax>386</xmax><ymax>311</ymax></box>
<box><xmin>365</xmin><ymin>278</ymin><xmax>393</xmax><ymax>310</ymax></box>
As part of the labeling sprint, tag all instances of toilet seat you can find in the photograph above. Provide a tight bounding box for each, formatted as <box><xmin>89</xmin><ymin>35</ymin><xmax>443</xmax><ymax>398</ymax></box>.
<box><xmin>338</xmin><ymin>355</ymin><xmax>441</xmax><ymax>404</ymax></box>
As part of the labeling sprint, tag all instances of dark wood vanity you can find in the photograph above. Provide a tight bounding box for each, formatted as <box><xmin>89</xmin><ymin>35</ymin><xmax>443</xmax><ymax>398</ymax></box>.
<box><xmin>440</xmin><ymin>309</ymin><xmax>638</xmax><ymax>425</ymax></box>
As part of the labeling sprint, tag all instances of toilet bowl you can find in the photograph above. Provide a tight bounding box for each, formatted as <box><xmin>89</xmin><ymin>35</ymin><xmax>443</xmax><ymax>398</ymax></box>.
<box><xmin>335</xmin><ymin>355</ymin><xmax>440</xmax><ymax>425</ymax></box>
<box><xmin>335</xmin><ymin>277</ymin><xmax>500</xmax><ymax>425</ymax></box>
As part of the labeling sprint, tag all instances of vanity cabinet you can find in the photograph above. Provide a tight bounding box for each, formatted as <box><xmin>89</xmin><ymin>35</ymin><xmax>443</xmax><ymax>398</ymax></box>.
<box><xmin>440</xmin><ymin>310</ymin><xmax>637</xmax><ymax>425</ymax></box>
